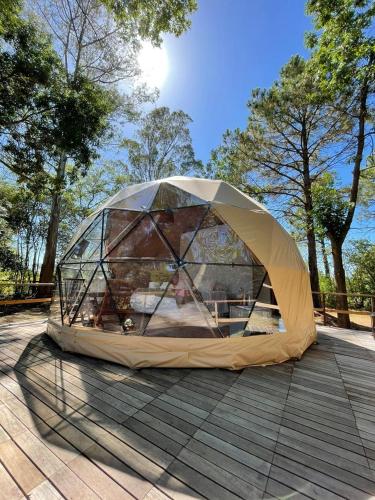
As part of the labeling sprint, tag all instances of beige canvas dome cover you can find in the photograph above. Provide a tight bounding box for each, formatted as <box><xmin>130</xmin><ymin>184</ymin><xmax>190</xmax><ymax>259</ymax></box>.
<box><xmin>47</xmin><ymin>176</ymin><xmax>316</xmax><ymax>369</ymax></box>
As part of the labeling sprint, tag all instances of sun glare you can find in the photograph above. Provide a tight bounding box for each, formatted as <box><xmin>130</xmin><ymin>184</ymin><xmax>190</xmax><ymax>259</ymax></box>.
<box><xmin>138</xmin><ymin>41</ymin><xmax>169</xmax><ymax>89</ymax></box>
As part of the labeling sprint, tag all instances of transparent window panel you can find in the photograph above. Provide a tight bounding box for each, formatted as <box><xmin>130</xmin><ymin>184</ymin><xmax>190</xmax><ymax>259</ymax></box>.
<box><xmin>102</xmin><ymin>209</ymin><xmax>142</xmax><ymax>257</ymax></box>
<box><xmin>151</xmin><ymin>183</ymin><xmax>207</xmax><ymax>210</ymax></box>
<box><xmin>70</xmin><ymin>266</ymin><xmax>122</xmax><ymax>330</ymax></box>
<box><xmin>99</xmin><ymin>261</ymin><xmax>178</xmax><ymax>334</ymax></box>
<box><xmin>144</xmin><ymin>268</ymin><xmax>221</xmax><ymax>338</ymax></box>
<box><xmin>106</xmin><ymin>214</ymin><xmax>175</xmax><ymax>261</ymax></box>
<box><xmin>62</xmin><ymin>213</ymin><xmax>103</xmax><ymax>263</ymax></box>
<box><xmin>185</xmin><ymin>263</ymin><xmax>266</xmax><ymax>337</ymax></box>
<box><xmin>184</xmin><ymin>209</ymin><xmax>262</xmax><ymax>265</ymax></box>
<box><xmin>152</xmin><ymin>205</ymin><xmax>209</xmax><ymax>258</ymax></box>
<box><xmin>49</xmin><ymin>284</ymin><xmax>62</xmax><ymax>324</ymax></box>
<box><xmin>246</xmin><ymin>274</ymin><xmax>284</xmax><ymax>335</ymax></box>
<box><xmin>59</xmin><ymin>263</ymin><xmax>97</xmax><ymax>325</ymax></box>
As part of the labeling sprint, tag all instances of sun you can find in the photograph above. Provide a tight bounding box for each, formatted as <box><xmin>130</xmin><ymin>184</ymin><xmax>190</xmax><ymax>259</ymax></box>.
<box><xmin>138</xmin><ymin>41</ymin><xmax>169</xmax><ymax>89</ymax></box>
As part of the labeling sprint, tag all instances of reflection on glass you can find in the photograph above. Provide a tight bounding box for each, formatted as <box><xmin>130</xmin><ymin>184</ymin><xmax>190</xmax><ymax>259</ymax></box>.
<box><xmin>106</xmin><ymin>214</ymin><xmax>175</xmax><ymax>260</ymax></box>
<box><xmin>186</xmin><ymin>264</ymin><xmax>266</xmax><ymax>337</ymax></box>
<box><xmin>70</xmin><ymin>266</ymin><xmax>115</xmax><ymax>329</ymax></box>
<box><xmin>71</xmin><ymin>261</ymin><xmax>177</xmax><ymax>334</ymax></box>
<box><xmin>144</xmin><ymin>269</ymin><xmax>220</xmax><ymax>338</ymax></box>
<box><xmin>152</xmin><ymin>205</ymin><xmax>208</xmax><ymax>258</ymax></box>
<box><xmin>59</xmin><ymin>263</ymin><xmax>97</xmax><ymax>324</ymax></box>
<box><xmin>102</xmin><ymin>209</ymin><xmax>141</xmax><ymax>256</ymax></box>
<box><xmin>58</xmin><ymin>198</ymin><xmax>286</xmax><ymax>337</ymax></box>
<box><xmin>151</xmin><ymin>183</ymin><xmax>206</xmax><ymax>210</ymax></box>
<box><xmin>63</xmin><ymin>214</ymin><xmax>103</xmax><ymax>263</ymax></box>
<box><xmin>49</xmin><ymin>285</ymin><xmax>62</xmax><ymax>324</ymax></box>
<box><xmin>184</xmin><ymin>210</ymin><xmax>261</xmax><ymax>265</ymax></box>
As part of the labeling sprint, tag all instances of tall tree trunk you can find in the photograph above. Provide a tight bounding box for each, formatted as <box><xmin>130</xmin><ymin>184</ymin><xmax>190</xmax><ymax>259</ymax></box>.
<box><xmin>301</xmin><ymin>118</ymin><xmax>321</xmax><ymax>308</ymax></box>
<box><xmin>330</xmin><ymin>237</ymin><xmax>350</xmax><ymax>329</ymax></box>
<box><xmin>320</xmin><ymin>237</ymin><xmax>330</xmax><ymax>278</ymax></box>
<box><xmin>38</xmin><ymin>153</ymin><xmax>66</xmax><ymax>295</ymax></box>
<box><xmin>306</xmin><ymin>221</ymin><xmax>321</xmax><ymax>308</ymax></box>
<box><xmin>328</xmin><ymin>74</ymin><xmax>370</xmax><ymax>326</ymax></box>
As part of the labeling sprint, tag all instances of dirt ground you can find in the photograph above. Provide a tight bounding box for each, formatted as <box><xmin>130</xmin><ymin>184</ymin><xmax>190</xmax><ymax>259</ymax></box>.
<box><xmin>0</xmin><ymin>307</ymin><xmax>49</xmax><ymax>325</ymax></box>
<box><xmin>315</xmin><ymin>311</ymin><xmax>373</xmax><ymax>330</ymax></box>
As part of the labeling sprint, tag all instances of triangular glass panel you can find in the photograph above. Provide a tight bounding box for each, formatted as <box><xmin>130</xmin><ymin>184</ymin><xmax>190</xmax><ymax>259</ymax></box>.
<box><xmin>185</xmin><ymin>263</ymin><xmax>267</xmax><ymax>337</ymax></box>
<box><xmin>143</xmin><ymin>268</ymin><xmax>221</xmax><ymax>338</ymax></box>
<box><xmin>150</xmin><ymin>183</ymin><xmax>207</xmax><ymax>210</ymax></box>
<box><xmin>105</xmin><ymin>214</ymin><xmax>175</xmax><ymax>261</ymax></box>
<box><xmin>70</xmin><ymin>265</ymin><xmax>122</xmax><ymax>330</ymax></box>
<box><xmin>246</xmin><ymin>273</ymin><xmax>285</xmax><ymax>335</ymax></box>
<box><xmin>110</xmin><ymin>184</ymin><xmax>159</xmax><ymax>211</ymax></box>
<box><xmin>184</xmin><ymin>209</ymin><xmax>262</xmax><ymax>265</ymax></box>
<box><xmin>151</xmin><ymin>205</ymin><xmax>209</xmax><ymax>258</ymax></box>
<box><xmin>62</xmin><ymin>213</ymin><xmax>103</xmax><ymax>263</ymax></box>
<box><xmin>49</xmin><ymin>283</ymin><xmax>62</xmax><ymax>324</ymax></box>
<box><xmin>101</xmin><ymin>261</ymin><xmax>177</xmax><ymax>334</ymax></box>
<box><xmin>59</xmin><ymin>263</ymin><xmax>97</xmax><ymax>325</ymax></box>
<box><xmin>102</xmin><ymin>209</ymin><xmax>142</xmax><ymax>256</ymax></box>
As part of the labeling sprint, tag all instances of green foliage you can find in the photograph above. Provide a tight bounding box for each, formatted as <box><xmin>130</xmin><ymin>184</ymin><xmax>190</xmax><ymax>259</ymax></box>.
<box><xmin>319</xmin><ymin>273</ymin><xmax>337</xmax><ymax>307</ymax></box>
<box><xmin>319</xmin><ymin>273</ymin><xmax>336</xmax><ymax>293</ymax></box>
<box><xmin>122</xmin><ymin>106</ymin><xmax>199</xmax><ymax>182</ymax></box>
<box><xmin>0</xmin><ymin>20</ymin><xmax>60</xmax><ymax>134</ymax></box>
<box><xmin>0</xmin><ymin>247</ymin><xmax>22</xmax><ymax>273</ymax></box>
<box><xmin>358</xmin><ymin>154</ymin><xmax>375</xmax><ymax>220</ymax></box>
<box><xmin>306</xmin><ymin>0</ymin><xmax>375</xmax><ymax>92</ymax></box>
<box><xmin>0</xmin><ymin>20</ymin><xmax>118</xmax><ymax>188</ymax></box>
<box><xmin>0</xmin><ymin>0</ymin><xmax>21</xmax><ymax>34</ymax></box>
<box><xmin>312</xmin><ymin>173</ymin><xmax>351</xmax><ymax>243</ymax></box>
<box><xmin>209</xmin><ymin>55</ymin><xmax>348</xmax><ymax>216</ymax></box>
<box><xmin>103</xmin><ymin>0</ymin><xmax>197</xmax><ymax>44</ymax></box>
<box><xmin>346</xmin><ymin>239</ymin><xmax>375</xmax><ymax>295</ymax></box>
<box><xmin>201</xmin><ymin>129</ymin><xmax>266</xmax><ymax>201</ymax></box>
<box><xmin>57</xmin><ymin>162</ymin><xmax>129</xmax><ymax>255</ymax></box>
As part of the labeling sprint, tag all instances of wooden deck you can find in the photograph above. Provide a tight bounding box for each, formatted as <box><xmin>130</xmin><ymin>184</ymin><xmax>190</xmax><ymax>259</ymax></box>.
<box><xmin>0</xmin><ymin>321</ymin><xmax>374</xmax><ymax>499</ymax></box>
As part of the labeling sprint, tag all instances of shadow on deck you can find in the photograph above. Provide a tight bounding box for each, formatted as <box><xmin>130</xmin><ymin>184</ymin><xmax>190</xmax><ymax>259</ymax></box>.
<box><xmin>0</xmin><ymin>321</ymin><xmax>375</xmax><ymax>499</ymax></box>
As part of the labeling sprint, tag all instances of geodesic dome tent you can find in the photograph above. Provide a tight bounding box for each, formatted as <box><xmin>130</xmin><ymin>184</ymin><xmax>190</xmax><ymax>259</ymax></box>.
<box><xmin>47</xmin><ymin>176</ymin><xmax>316</xmax><ymax>369</ymax></box>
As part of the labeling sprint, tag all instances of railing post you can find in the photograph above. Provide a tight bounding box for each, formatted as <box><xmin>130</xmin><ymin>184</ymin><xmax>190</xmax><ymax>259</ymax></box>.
<box><xmin>322</xmin><ymin>293</ymin><xmax>327</xmax><ymax>326</ymax></box>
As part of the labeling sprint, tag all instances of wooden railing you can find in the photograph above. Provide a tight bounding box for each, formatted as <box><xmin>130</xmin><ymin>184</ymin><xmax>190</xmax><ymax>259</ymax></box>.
<box><xmin>312</xmin><ymin>290</ymin><xmax>375</xmax><ymax>333</ymax></box>
<box><xmin>0</xmin><ymin>282</ymin><xmax>54</xmax><ymax>306</ymax></box>
<box><xmin>1</xmin><ymin>281</ymin><xmax>374</xmax><ymax>334</ymax></box>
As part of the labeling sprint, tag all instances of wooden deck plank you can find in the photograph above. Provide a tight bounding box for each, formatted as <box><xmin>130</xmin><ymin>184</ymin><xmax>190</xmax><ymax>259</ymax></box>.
<box><xmin>1</xmin><ymin>322</ymin><xmax>375</xmax><ymax>499</ymax></box>
<box><xmin>0</xmin><ymin>462</ymin><xmax>25</xmax><ymax>499</ymax></box>
<box><xmin>28</xmin><ymin>479</ymin><xmax>65</xmax><ymax>500</ymax></box>
<box><xmin>0</xmin><ymin>435</ymin><xmax>46</xmax><ymax>495</ymax></box>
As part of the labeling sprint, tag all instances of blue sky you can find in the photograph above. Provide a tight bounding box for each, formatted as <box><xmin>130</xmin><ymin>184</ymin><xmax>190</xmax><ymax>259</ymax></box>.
<box><xmin>149</xmin><ymin>1</ymin><xmax>374</xmax><ymax>244</ymax></box>
<box><xmin>158</xmin><ymin>0</ymin><xmax>312</xmax><ymax>163</ymax></box>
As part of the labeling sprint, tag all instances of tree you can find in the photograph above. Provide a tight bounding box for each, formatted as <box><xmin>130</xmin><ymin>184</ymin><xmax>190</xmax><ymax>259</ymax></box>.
<box><xmin>122</xmin><ymin>107</ymin><xmax>200</xmax><ymax>182</ymax></box>
<box><xmin>358</xmin><ymin>153</ymin><xmax>375</xmax><ymax>226</ymax></box>
<box><xmin>306</xmin><ymin>0</ymin><xmax>375</xmax><ymax>327</ymax></box>
<box><xmin>57</xmin><ymin>161</ymin><xmax>129</xmax><ymax>255</ymax></box>
<box><xmin>208</xmin><ymin>56</ymin><xmax>348</xmax><ymax>306</ymax></box>
<box><xmin>26</xmin><ymin>0</ymin><xmax>197</xmax><ymax>286</ymax></box>
<box><xmin>0</xmin><ymin>21</ymin><xmax>60</xmax><ymax>148</ymax></box>
<box><xmin>0</xmin><ymin>180</ymin><xmax>47</xmax><ymax>283</ymax></box>
<box><xmin>0</xmin><ymin>0</ymin><xmax>21</xmax><ymax>33</ymax></box>
<box><xmin>103</xmin><ymin>0</ymin><xmax>197</xmax><ymax>44</ymax></box>
<box><xmin>0</xmin><ymin>182</ymin><xmax>22</xmax><ymax>276</ymax></box>
<box><xmin>346</xmin><ymin>240</ymin><xmax>375</xmax><ymax>297</ymax></box>
<box><xmin>0</xmin><ymin>31</ymin><xmax>118</xmax><ymax>289</ymax></box>
<box><xmin>345</xmin><ymin>240</ymin><xmax>375</xmax><ymax>313</ymax></box>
